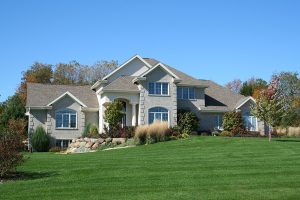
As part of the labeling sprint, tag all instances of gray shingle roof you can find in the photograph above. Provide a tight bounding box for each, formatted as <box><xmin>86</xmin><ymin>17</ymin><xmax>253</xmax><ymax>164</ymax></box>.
<box><xmin>103</xmin><ymin>76</ymin><xmax>139</xmax><ymax>92</ymax></box>
<box><xmin>204</xmin><ymin>80</ymin><xmax>245</xmax><ymax>110</ymax></box>
<box><xmin>26</xmin><ymin>83</ymin><xmax>98</xmax><ymax>108</ymax></box>
<box><xmin>143</xmin><ymin>58</ymin><xmax>208</xmax><ymax>87</ymax></box>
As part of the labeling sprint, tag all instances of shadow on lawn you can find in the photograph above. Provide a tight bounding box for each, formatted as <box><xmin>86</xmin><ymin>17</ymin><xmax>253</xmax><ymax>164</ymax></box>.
<box><xmin>1</xmin><ymin>171</ymin><xmax>58</xmax><ymax>182</ymax></box>
<box><xmin>275</xmin><ymin>139</ymin><xmax>300</xmax><ymax>143</ymax></box>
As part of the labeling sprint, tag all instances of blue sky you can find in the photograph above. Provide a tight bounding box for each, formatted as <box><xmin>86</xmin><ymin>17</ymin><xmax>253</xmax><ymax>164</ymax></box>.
<box><xmin>0</xmin><ymin>0</ymin><xmax>299</xmax><ymax>102</ymax></box>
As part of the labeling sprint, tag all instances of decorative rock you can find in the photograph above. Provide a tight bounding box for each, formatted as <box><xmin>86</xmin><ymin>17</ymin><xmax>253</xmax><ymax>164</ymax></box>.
<box><xmin>85</xmin><ymin>142</ymin><xmax>94</xmax><ymax>148</ymax></box>
<box><xmin>91</xmin><ymin>142</ymin><xmax>99</xmax><ymax>149</ymax></box>
<box><xmin>105</xmin><ymin>137</ymin><xmax>112</xmax><ymax>143</ymax></box>
<box><xmin>80</xmin><ymin>142</ymin><xmax>86</xmax><ymax>147</ymax></box>
<box><xmin>74</xmin><ymin>142</ymin><xmax>80</xmax><ymax>148</ymax></box>
<box><xmin>97</xmin><ymin>138</ymin><xmax>105</xmax><ymax>144</ymax></box>
<box><xmin>100</xmin><ymin>142</ymin><xmax>106</xmax><ymax>146</ymax></box>
<box><xmin>90</xmin><ymin>138</ymin><xmax>98</xmax><ymax>143</ymax></box>
<box><xmin>112</xmin><ymin>138</ymin><xmax>126</xmax><ymax>145</ymax></box>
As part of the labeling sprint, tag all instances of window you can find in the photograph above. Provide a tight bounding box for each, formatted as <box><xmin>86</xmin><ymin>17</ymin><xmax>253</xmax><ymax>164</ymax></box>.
<box><xmin>56</xmin><ymin>109</ymin><xmax>77</xmax><ymax>129</ymax></box>
<box><xmin>148</xmin><ymin>107</ymin><xmax>169</xmax><ymax>124</ymax></box>
<box><xmin>214</xmin><ymin>115</ymin><xmax>223</xmax><ymax>130</ymax></box>
<box><xmin>149</xmin><ymin>82</ymin><xmax>169</xmax><ymax>95</ymax></box>
<box><xmin>243</xmin><ymin>115</ymin><xmax>257</xmax><ymax>131</ymax></box>
<box><xmin>177</xmin><ymin>87</ymin><xmax>195</xmax><ymax>99</ymax></box>
<box><xmin>55</xmin><ymin>139</ymin><xmax>72</xmax><ymax>148</ymax></box>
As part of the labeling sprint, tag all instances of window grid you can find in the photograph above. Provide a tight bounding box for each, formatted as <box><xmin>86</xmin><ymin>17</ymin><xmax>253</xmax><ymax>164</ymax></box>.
<box><xmin>177</xmin><ymin>87</ymin><xmax>195</xmax><ymax>100</ymax></box>
<box><xmin>148</xmin><ymin>107</ymin><xmax>169</xmax><ymax>124</ymax></box>
<box><xmin>56</xmin><ymin>110</ymin><xmax>77</xmax><ymax>129</ymax></box>
<box><xmin>149</xmin><ymin>82</ymin><xmax>169</xmax><ymax>95</ymax></box>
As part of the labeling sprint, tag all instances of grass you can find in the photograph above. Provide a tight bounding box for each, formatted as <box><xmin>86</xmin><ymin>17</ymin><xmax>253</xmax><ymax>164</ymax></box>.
<box><xmin>1</xmin><ymin>136</ymin><xmax>300</xmax><ymax>200</ymax></box>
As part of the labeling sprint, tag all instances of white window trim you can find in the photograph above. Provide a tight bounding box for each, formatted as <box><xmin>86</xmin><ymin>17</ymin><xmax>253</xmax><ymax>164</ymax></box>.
<box><xmin>148</xmin><ymin>109</ymin><xmax>169</xmax><ymax>125</ymax></box>
<box><xmin>215</xmin><ymin>115</ymin><xmax>223</xmax><ymax>130</ymax></box>
<box><xmin>55</xmin><ymin>110</ymin><xmax>78</xmax><ymax>129</ymax></box>
<box><xmin>149</xmin><ymin>82</ymin><xmax>170</xmax><ymax>96</ymax></box>
<box><xmin>243</xmin><ymin>115</ymin><xmax>258</xmax><ymax>131</ymax></box>
<box><xmin>177</xmin><ymin>87</ymin><xmax>196</xmax><ymax>100</ymax></box>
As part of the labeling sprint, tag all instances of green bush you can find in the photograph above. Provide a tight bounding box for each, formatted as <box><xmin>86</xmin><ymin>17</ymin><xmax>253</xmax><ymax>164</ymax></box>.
<box><xmin>222</xmin><ymin>112</ymin><xmax>244</xmax><ymax>132</ymax></box>
<box><xmin>89</xmin><ymin>125</ymin><xmax>99</xmax><ymax>138</ymax></box>
<box><xmin>220</xmin><ymin>130</ymin><xmax>234</xmax><ymax>137</ymax></box>
<box><xmin>82</xmin><ymin>123</ymin><xmax>91</xmax><ymax>137</ymax></box>
<box><xmin>177</xmin><ymin>110</ymin><xmax>199</xmax><ymax>135</ymax></box>
<box><xmin>31</xmin><ymin>126</ymin><xmax>49</xmax><ymax>152</ymax></box>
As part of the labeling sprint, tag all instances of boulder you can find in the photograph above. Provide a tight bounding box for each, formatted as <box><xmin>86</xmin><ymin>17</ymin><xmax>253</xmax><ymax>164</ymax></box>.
<box><xmin>90</xmin><ymin>138</ymin><xmax>98</xmax><ymax>143</ymax></box>
<box><xmin>112</xmin><ymin>138</ymin><xmax>126</xmax><ymax>145</ymax></box>
<box><xmin>105</xmin><ymin>137</ymin><xmax>112</xmax><ymax>143</ymax></box>
<box><xmin>91</xmin><ymin>142</ymin><xmax>99</xmax><ymax>150</ymax></box>
<box><xmin>74</xmin><ymin>142</ymin><xmax>81</xmax><ymax>148</ymax></box>
<box><xmin>100</xmin><ymin>142</ymin><xmax>106</xmax><ymax>146</ymax></box>
<box><xmin>85</xmin><ymin>142</ymin><xmax>94</xmax><ymax>148</ymax></box>
<box><xmin>97</xmin><ymin>138</ymin><xmax>105</xmax><ymax>144</ymax></box>
<box><xmin>80</xmin><ymin>142</ymin><xmax>86</xmax><ymax>147</ymax></box>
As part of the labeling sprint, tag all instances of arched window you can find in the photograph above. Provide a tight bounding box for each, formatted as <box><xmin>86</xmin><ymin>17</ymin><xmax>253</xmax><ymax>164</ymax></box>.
<box><xmin>55</xmin><ymin>109</ymin><xmax>77</xmax><ymax>129</ymax></box>
<box><xmin>148</xmin><ymin>107</ymin><xmax>168</xmax><ymax>124</ymax></box>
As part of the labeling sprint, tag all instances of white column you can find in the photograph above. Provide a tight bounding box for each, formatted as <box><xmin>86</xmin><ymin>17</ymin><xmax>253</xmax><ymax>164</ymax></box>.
<box><xmin>131</xmin><ymin>103</ymin><xmax>137</xmax><ymax>126</ymax></box>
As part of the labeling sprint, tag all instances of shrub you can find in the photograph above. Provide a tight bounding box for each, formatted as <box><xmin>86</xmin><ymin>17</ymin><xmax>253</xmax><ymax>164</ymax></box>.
<box><xmin>49</xmin><ymin>146</ymin><xmax>62</xmax><ymax>152</ymax></box>
<box><xmin>287</xmin><ymin>127</ymin><xmax>300</xmax><ymax>137</ymax></box>
<box><xmin>31</xmin><ymin>126</ymin><xmax>49</xmax><ymax>152</ymax></box>
<box><xmin>82</xmin><ymin>123</ymin><xmax>92</xmax><ymax>137</ymax></box>
<box><xmin>134</xmin><ymin>122</ymin><xmax>171</xmax><ymax>144</ymax></box>
<box><xmin>223</xmin><ymin>112</ymin><xmax>244</xmax><ymax>132</ymax></box>
<box><xmin>89</xmin><ymin>125</ymin><xmax>99</xmax><ymax>138</ymax></box>
<box><xmin>231</xmin><ymin>127</ymin><xmax>247</xmax><ymax>136</ymax></box>
<box><xmin>104</xmin><ymin>101</ymin><xmax>123</xmax><ymax>137</ymax></box>
<box><xmin>177</xmin><ymin>110</ymin><xmax>199</xmax><ymax>135</ymax></box>
<box><xmin>0</xmin><ymin>131</ymin><xmax>24</xmax><ymax>177</ymax></box>
<box><xmin>134</xmin><ymin>125</ymin><xmax>148</xmax><ymax>144</ymax></box>
<box><xmin>220</xmin><ymin>130</ymin><xmax>234</xmax><ymax>137</ymax></box>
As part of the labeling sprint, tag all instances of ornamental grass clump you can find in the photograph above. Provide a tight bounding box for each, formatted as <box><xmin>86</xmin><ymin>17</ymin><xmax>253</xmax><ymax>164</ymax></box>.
<box><xmin>134</xmin><ymin>121</ymin><xmax>171</xmax><ymax>144</ymax></box>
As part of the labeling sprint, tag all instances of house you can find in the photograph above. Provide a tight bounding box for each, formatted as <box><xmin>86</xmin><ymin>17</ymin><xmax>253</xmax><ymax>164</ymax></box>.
<box><xmin>26</xmin><ymin>55</ymin><xmax>266</xmax><ymax>147</ymax></box>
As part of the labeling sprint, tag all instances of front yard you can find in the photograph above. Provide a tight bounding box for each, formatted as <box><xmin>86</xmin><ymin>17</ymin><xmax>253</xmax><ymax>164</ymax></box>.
<box><xmin>1</xmin><ymin>136</ymin><xmax>300</xmax><ymax>199</ymax></box>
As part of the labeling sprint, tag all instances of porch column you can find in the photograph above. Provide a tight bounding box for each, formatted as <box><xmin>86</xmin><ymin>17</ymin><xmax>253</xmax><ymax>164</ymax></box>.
<box><xmin>131</xmin><ymin>103</ymin><xmax>137</xmax><ymax>126</ymax></box>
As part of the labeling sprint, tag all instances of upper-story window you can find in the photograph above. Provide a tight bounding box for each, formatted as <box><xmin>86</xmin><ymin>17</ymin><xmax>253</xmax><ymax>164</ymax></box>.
<box><xmin>55</xmin><ymin>109</ymin><xmax>77</xmax><ymax>129</ymax></box>
<box><xmin>177</xmin><ymin>87</ymin><xmax>195</xmax><ymax>99</ymax></box>
<box><xmin>149</xmin><ymin>82</ymin><xmax>169</xmax><ymax>95</ymax></box>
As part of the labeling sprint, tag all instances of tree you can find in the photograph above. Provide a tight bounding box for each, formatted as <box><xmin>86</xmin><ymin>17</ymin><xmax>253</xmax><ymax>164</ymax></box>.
<box><xmin>18</xmin><ymin>62</ymin><xmax>53</xmax><ymax>103</ymax></box>
<box><xmin>53</xmin><ymin>60</ymin><xmax>118</xmax><ymax>85</ymax></box>
<box><xmin>0</xmin><ymin>94</ymin><xmax>26</xmax><ymax>129</ymax></box>
<box><xmin>104</xmin><ymin>101</ymin><xmax>123</xmax><ymax>137</ymax></box>
<box><xmin>225</xmin><ymin>79</ymin><xmax>242</xmax><ymax>93</ymax></box>
<box><xmin>240</xmin><ymin>78</ymin><xmax>268</xmax><ymax>97</ymax></box>
<box><xmin>222</xmin><ymin>112</ymin><xmax>244</xmax><ymax>132</ymax></box>
<box><xmin>251</xmin><ymin>80</ymin><xmax>286</xmax><ymax>142</ymax></box>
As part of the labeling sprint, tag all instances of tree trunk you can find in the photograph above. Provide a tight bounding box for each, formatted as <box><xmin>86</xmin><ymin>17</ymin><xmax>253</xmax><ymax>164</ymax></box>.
<box><xmin>269</xmin><ymin>131</ymin><xmax>271</xmax><ymax>142</ymax></box>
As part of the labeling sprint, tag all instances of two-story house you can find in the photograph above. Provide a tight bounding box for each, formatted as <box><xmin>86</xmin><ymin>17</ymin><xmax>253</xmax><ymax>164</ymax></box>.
<box><xmin>26</xmin><ymin>55</ymin><xmax>265</xmax><ymax>147</ymax></box>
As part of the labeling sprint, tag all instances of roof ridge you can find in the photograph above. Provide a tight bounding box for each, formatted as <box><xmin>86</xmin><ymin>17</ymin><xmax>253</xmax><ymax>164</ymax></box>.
<box><xmin>27</xmin><ymin>82</ymin><xmax>93</xmax><ymax>87</ymax></box>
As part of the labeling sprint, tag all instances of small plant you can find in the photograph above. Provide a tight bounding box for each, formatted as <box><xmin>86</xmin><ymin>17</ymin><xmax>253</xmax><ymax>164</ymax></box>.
<box><xmin>104</xmin><ymin>101</ymin><xmax>124</xmax><ymax>137</ymax></box>
<box><xmin>31</xmin><ymin>126</ymin><xmax>49</xmax><ymax>152</ymax></box>
<box><xmin>89</xmin><ymin>125</ymin><xmax>99</xmax><ymax>138</ymax></box>
<box><xmin>220</xmin><ymin>130</ymin><xmax>234</xmax><ymax>137</ymax></box>
<box><xmin>211</xmin><ymin>130</ymin><xmax>220</xmax><ymax>136</ymax></box>
<box><xmin>82</xmin><ymin>123</ymin><xmax>92</xmax><ymax>137</ymax></box>
<box><xmin>49</xmin><ymin>146</ymin><xmax>62</xmax><ymax>152</ymax></box>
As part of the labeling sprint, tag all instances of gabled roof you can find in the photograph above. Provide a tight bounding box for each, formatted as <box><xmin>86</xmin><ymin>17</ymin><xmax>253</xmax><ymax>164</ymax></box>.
<box><xmin>26</xmin><ymin>83</ymin><xmax>98</xmax><ymax>108</ymax></box>
<box><xmin>102</xmin><ymin>76</ymin><xmax>139</xmax><ymax>92</ymax></box>
<box><xmin>138</xmin><ymin>62</ymin><xmax>180</xmax><ymax>80</ymax></box>
<box><xmin>143</xmin><ymin>58</ymin><xmax>208</xmax><ymax>87</ymax></box>
<box><xmin>102</xmin><ymin>55</ymin><xmax>152</xmax><ymax>80</ymax></box>
<box><xmin>47</xmin><ymin>91</ymin><xmax>87</xmax><ymax>107</ymax></box>
<box><xmin>235</xmin><ymin>96</ymin><xmax>256</xmax><ymax>109</ymax></box>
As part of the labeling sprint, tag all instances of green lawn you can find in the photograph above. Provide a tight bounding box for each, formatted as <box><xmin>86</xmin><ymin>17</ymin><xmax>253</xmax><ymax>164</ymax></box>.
<box><xmin>1</xmin><ymin>137</ymin><xmax>300</xmax><ymax>200</ymax></box>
